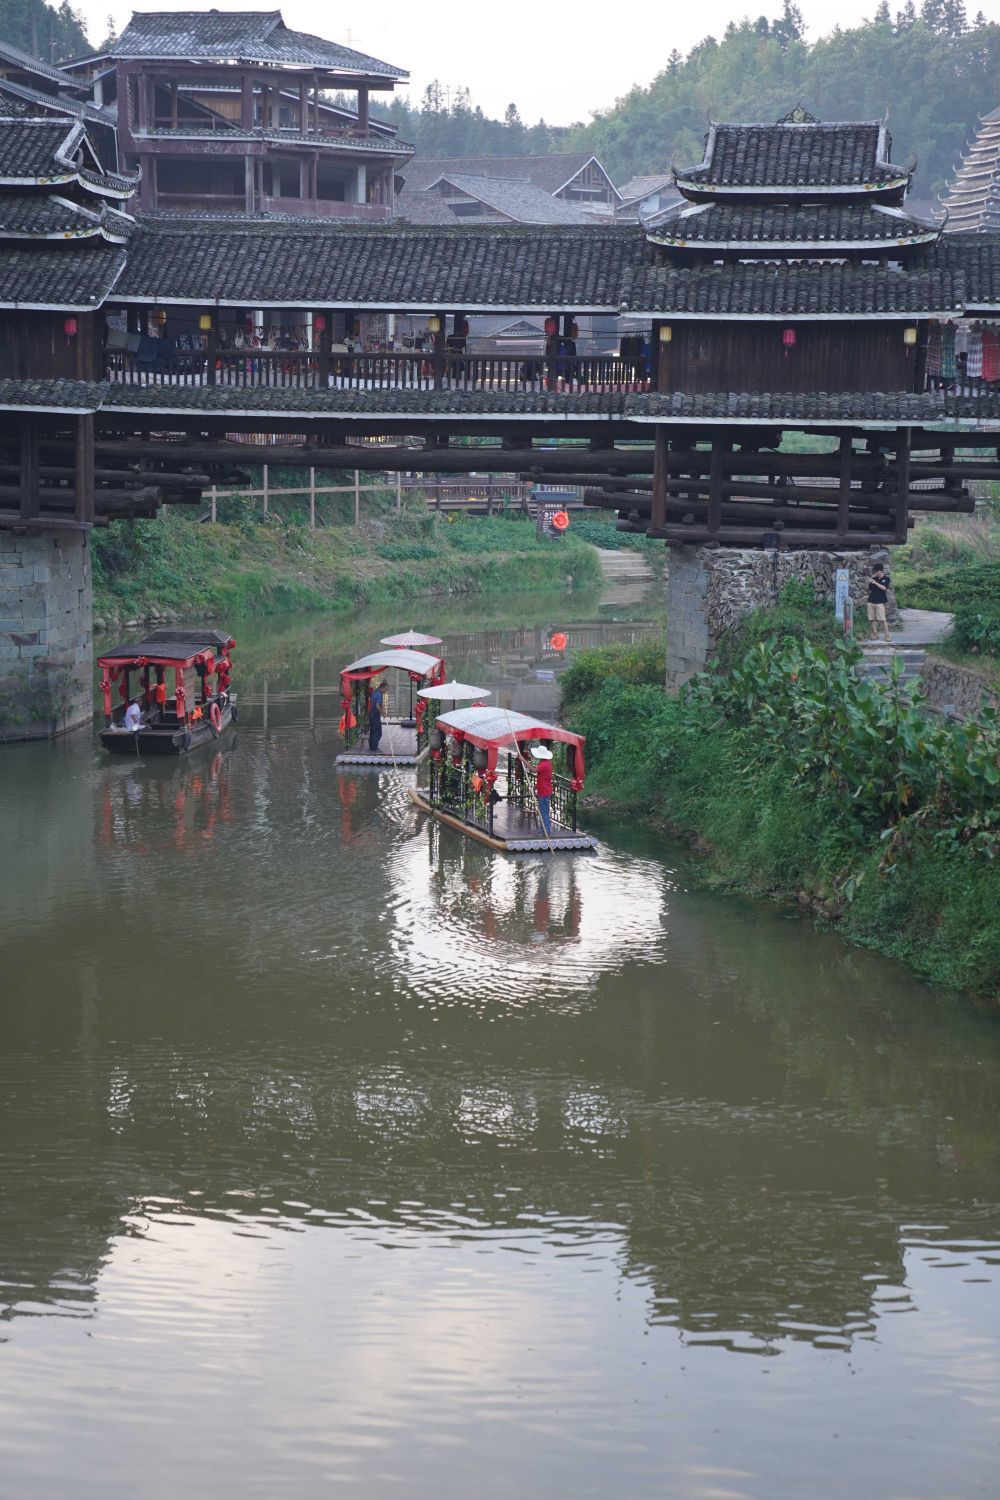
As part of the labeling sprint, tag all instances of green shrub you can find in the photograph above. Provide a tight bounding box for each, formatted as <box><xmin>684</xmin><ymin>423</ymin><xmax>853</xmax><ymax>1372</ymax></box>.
<box><xmin>952</xmin><ymin>605</ymin><xmax>1000</xmax><ymax>658</ymax></box>
<box><xmin>896</xmin><ymin>560</ymin><xmax>1000</xmax><ymax>612</ymax></box>
<box><xmin>560</xmin><ymin>635</ymin><xmax>666</xmax><ymax>711</ymax></box>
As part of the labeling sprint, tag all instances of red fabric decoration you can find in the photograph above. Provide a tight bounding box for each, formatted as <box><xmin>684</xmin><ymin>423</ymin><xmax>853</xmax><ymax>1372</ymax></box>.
<box><xmin>100</xmin><ymin>673</ymin><xmax>112</xmax><ymax>717</ymax></box>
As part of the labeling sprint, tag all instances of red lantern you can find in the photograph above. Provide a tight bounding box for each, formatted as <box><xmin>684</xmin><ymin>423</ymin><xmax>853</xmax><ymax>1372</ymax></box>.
<box><xmin>551</xmin><ymin>511</ymin><xmax>570</xmax><ymax>532</ymax></box>
<box><xmin>314</xmin><ymin>314</ymin><xmax>327</xmax><ymax>333</ymax></box>
<box><xmin>782</xmin><ymin>328</ymin><xmax>796</xmax><ymax>358</ymax></box>
<box><xmin>63</xmin><ymin>317</ymin><xmax>77</xmax><ymax>336</ymax></box>
<box><xmin>549</xmin><ymin>631</ymin><xmax>568</xmax><ymax>651</ymax></box>
<box><xmin>544</xmin><ymin>316</ymin><xmax>558</xmax><ymax>337</ymax></box>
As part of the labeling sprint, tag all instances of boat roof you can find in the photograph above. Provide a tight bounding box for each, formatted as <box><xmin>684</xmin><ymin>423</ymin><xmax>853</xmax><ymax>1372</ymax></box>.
<box><xmin>436</xmin><ymin>706</ymin><xmax>583</xmax><ymax>749</ymax></box>
<box><xmin>341</xmin><ymin>648</ymin><xmax>443</xmax><ymax>677</ymax></box>
<box><xmin>98</xmin><ymin>627</ymin><xmax>235</xmax><ymax>667</ymax></box>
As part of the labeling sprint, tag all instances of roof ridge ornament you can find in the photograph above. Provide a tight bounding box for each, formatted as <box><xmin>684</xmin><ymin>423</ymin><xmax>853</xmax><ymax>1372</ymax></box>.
<box><xmin>777</xmin><ymin>105</ymin><xmax>819</xmax><ymax>124</ymax></box>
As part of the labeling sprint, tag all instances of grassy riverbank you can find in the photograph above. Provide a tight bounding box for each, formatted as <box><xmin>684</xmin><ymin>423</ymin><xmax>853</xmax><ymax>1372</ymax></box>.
<box><xmin>92</xmin><ymin>492</ymin><xmax>601</xmax><ymax>628</ymax></box>
<box><xmin>563</xmin><ymin>618</ymin><xmax>1000</xmax><ymax>1000</ymax></box>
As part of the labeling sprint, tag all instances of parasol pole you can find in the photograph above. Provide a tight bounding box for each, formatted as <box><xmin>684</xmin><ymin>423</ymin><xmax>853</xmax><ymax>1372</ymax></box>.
<box><xmin>500</xmin><ymin>705</ymin><xmax>554</xmax><ymax>855</ymax></box>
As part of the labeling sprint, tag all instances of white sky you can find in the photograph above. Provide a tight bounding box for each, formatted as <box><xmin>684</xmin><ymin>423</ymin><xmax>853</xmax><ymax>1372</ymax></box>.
<box><xmin>71</xmin><ymin>0</ymin><xmax>1000</xmax><ymax>125</ymax></box>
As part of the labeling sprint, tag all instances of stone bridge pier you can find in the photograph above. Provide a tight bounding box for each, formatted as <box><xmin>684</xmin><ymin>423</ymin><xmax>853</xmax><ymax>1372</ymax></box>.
<box><xmin>0</xmin><ymin>530</ymin><xmax>93</xmax><ymax>742</ymax></box>
<box><xmin>665</xmin><ymin>543</ymin><xmax>890</xmax><ymax>691</ymax></box>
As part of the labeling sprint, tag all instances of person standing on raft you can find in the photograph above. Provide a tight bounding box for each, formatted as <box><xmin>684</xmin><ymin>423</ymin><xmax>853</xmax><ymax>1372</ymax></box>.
<box><xmin>368</xmin><ymin>680</ymin><xmax>386</xmax><ymax>753</ymax></box>
<box><xmin>531</xmin><ymin>745</ymin><xmax>554</xmax><ymax>835</ymax></box>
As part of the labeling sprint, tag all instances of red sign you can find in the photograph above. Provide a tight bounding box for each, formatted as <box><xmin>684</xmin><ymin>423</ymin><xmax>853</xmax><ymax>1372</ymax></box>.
<box><xmin>551</xmin><ymin>510</ymin><xmax>570</xmax><ymax>531</ymax></box>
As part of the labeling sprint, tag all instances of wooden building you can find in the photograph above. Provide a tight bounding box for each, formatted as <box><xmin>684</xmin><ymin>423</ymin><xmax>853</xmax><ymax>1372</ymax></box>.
<box><xmin>4</xmin><ymin>107</ymin><xmax>1000</xmax><ymax>551</ymax></box>
<box><xmin>940</xmin><ymin>105</ymin><xmax>1000</xmax><ymax>232</ymax></box>
<box><xmin>62</xmin><ymin>10</ymin><xmax>412</xmax><ymax>218</ymax></box>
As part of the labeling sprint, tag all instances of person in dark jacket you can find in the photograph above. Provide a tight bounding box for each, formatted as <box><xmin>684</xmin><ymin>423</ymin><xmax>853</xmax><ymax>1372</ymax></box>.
<box><xmin>368</xmin><ymin>680</ymin><xmax>386</xmax><ymax>753</ymax></box>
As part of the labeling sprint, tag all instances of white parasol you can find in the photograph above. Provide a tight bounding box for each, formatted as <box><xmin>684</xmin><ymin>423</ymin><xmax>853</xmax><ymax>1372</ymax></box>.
<box><xmin>418</xmin><ymin>681</ymin><xmax>492</xmax><ymax>712</ymax></box>
<box><xmin>380</xmin><ymin>628</ymin><xmax>443</xmax><ymax>648</ymax></box>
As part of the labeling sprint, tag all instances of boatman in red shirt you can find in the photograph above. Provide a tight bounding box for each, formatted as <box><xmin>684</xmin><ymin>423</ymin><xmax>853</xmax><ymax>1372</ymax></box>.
<box><xmin>531</xmin><ymin>745</ymin><xmax>554</xmax><ymax>835</ymax></box>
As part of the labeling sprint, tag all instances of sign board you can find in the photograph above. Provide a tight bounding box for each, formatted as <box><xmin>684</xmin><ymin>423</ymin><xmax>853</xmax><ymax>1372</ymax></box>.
<box><xmin>834</xmin><ymin>567</ymin><xmax>851</xmax><ymax>622</ymax></box>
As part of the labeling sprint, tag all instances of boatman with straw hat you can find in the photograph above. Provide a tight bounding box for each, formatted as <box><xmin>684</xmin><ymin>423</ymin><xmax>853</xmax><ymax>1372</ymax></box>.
<box><xmin>531</xmin><ymin>744</ymin><xmax>554</xmax><ymax>836</ymax></box>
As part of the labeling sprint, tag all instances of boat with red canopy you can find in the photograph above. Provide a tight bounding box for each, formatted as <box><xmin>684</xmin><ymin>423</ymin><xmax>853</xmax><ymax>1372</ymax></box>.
<box><xmin>336</xmin><ymin>647</ymin><xmax>446</xmax><ymax>766</ymax></box>
<box><xmin>97</xmin><ymin>628</ymin><xmax>236</xmax><ymax>755</ymax></box>
<box><xmin>410</xmin><ymin>706</ymin><xmax>598</xmax><ymax>852</ymax></box>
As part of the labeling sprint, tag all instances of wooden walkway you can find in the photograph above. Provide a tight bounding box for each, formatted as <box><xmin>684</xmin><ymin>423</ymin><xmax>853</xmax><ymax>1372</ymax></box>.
<box><xmin>410</xmin><ymin>791</ymin><xmax>598</xmax><ymax>853</ymax></box>
<box><xmin>336</xmin><ymin>723</ymin><xmax>427</xmax><ymax>767</ymax></box>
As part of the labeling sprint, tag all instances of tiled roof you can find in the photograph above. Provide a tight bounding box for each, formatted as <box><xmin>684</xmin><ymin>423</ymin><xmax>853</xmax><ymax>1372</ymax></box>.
<box><xmin>0</xmin><ymin>377</ymin><xmax>107</xmax><ymax>411</ymax></box>
<box><xmin>79</xmin><ymin>165</ymin><xmax>139</xmax><ymax>199</ymax></box>
<box><xmin>425</xmin><ymin>174</ymin><xmax>595</xmax><ymax>225</ymax></box>
<box><xmin>623</xmin><ymin>389</ymin><xmax>1000</xmax><ymax>424</ymax></box>
<box><xmin>0</xmin><ymin>117</ymin><xmax>83</xmax><ymax>179</ymax></box>
<box><xmin>926</xmin><ymin>232</ymin><xmax>1000</xmax><ymax>306</ymax></box>
<box><xmin>0</xmin><ymin>73</ymin><xmax>118</xmax><ymax>131</ymax></box>
<box><xmin>617</xmin><ymin>173</ymin><xmax>676</xmax><ymax>203</ymax></box>
<box><xmin>0</xmin><ymin>39</ymin><xmax>86</xmax><ymax>91</ymax></box>
<box><xmin>0</xmin><ymin>192</ymin><xmax>131</xmax><ymax>241</ymax></box>
<box><xmin>102</xmin><ymin>385</ymin><xmax>626</xmax><ymax>418</ymax></box>
<box><xmin>676</xmin><ymin>120</ymin><xmax>908</xmax><ymax>190</ymax></box>
<box><xmin>622</xmin><ymin>259</ymin><xmax>963</xmax><ymax>317</ymax></box>
<box><xmin>115</xmin><ymin>221</ymin><xmax>652</xmax><ymax>309</ymax></box>
<box><xmin>93</xmin><ymin>10</ymin><xmax>406</xmax><ymax>78</ymax></box>
<box><xmin>0</xmin><ymin>242</ymin><xmax>125</xmax><ymax>307</ymax></box>
<box><xmin>401</xmin><ymin>153</ymin><xmax>603</xmax><ymax>196</ymax></box>
<box><xmin>642</xmin><ymin>201</ymin><xmax>939</xmax><ymax>246</ymax></box>
<box><xmin>941</xmin><ymin>111</ymin><xmax>1000</xmax><ymax>231</ymax></box>
<box><xmin>393</xmin><ymin>191</ymin><xmax>462</xmax><ymax>226</ymax></box>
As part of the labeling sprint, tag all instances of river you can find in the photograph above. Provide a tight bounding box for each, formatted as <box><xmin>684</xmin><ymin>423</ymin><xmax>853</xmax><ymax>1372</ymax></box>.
<box><xmin>1</xmin><ymin>586</ymin><xmax>998</xmax><ymax>1500</ymax></box>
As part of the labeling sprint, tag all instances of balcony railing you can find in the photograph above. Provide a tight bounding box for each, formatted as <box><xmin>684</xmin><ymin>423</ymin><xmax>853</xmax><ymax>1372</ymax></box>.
<box><xmin>105</xmin><ymin>348</ymin><xmax>649</xmax><ymax>395</ymax></box>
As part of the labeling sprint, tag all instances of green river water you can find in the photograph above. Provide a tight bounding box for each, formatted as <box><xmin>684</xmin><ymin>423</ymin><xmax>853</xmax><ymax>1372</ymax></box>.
<box><xmin>1</xmin><ymin>588</ymin><xmax>998</xmax><ymax>1499</ymax></box>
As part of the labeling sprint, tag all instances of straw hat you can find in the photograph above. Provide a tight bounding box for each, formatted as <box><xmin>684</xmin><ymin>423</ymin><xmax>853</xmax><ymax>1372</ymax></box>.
<box><xmin>530</xmin><ymin>745</ymin><xmax>553</xmax><ymax>760</ymax></box>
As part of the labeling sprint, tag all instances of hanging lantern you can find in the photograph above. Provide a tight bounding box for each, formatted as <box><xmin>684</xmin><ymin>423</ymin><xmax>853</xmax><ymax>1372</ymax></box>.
<box><xmin>427</xmin><ymin>314</ymin><xmax>441</xmax><ymax>335</ymax></box>
<box><xmin>903</xmin><ymin>326</ymin><xmax>918</xmax><ymax>345</ymax></box>
<box><xmin>544</xmin><ymin>315</ymin><xmax>558</xmax><ymax>337</ymax></box>
<box><xmin>782</xmin><ymin>327</ymin><xmax>796</xmax><ymax>358</ymax></box>
<box><xmin>659</xmin><ymin>325</ymin><xmax>673</xmax><ymax>343</ymax></box>
<box><xmin>63</xmin><ymin>317</ymin><xmax>78</xmax><ymax>336</ymax></box>
<box><xmin>199</xmin><ymin>313</ymin><xmax>213</xmax><ymax>331</ymax></box>
<box><xmin>153</xmin><ymin>308</ymin><xmax>166</xmax><ymax>326</ymax></box>
<box><xmin>314</xmin><ymin>313</ymin><xmax>327</xmax><ymax>333</ymax></box>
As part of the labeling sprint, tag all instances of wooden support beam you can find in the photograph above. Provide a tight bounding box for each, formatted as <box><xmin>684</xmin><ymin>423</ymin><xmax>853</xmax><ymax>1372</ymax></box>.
<box><xmin>584</xmin><ymin>489</ymin><xmax>911</xmax><ymax>530</ymax></box>
<box><xmin>895</xmin><ymin>430</ymin><xmax>911</xmax><ymax>544</ymax></box>
<box><xmin>837</xmin><ymin>433</ymin><xmax>852</xmax><ymax>539</ymax></box>
<box><xmin>707</xmin><ymin>434</ymin><xmax>725</xmax><ymax>534</ymax></box>
<box><xmin>74</xmin><ymin>413</ymin><xmax>95</xmax><ymax>524</ymax></box>
<box><xmin>653</xmin><ymin>528</ymin><xmax>901</xmax><ymax>548</ymax></box>
<box><xmin>651</xmin><ymin>427</ymin><xmax>668</xmax><ymax>533</ymax></box>
<box><xmin>19</xmin><ymin>417</ymin><xmax>38</xmax><ymax>519</ymax></box>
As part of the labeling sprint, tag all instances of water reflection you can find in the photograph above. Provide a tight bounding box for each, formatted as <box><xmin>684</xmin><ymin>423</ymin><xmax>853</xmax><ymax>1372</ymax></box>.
<box><xmin>0</xmin><ymin>599</ymin><xmax>998</xmax><ymax>1498</ymax></box>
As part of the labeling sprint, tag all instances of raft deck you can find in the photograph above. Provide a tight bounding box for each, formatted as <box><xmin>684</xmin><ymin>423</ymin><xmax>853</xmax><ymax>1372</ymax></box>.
<box><xmin>336</xmin><ymin>722</ymin><xmax>428</xmax><ymax>767</ymax></box>
<box><xmin>410</xmin><ymin>790</ymin><xmax>598</xmax><ymax>853</ymax></box>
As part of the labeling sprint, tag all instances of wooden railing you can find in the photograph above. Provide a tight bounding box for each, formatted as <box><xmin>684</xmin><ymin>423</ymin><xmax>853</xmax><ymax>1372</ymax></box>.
<box><xmin>105</xmin><ymin>348</ymin><xmax>648</xmax><ymax>395</ymax></box>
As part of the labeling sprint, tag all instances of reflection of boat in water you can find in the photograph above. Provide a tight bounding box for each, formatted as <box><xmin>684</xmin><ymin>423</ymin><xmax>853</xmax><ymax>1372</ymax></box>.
<box><xmin>98</xmin><ymin>629</ymin><xmax>236</xmax><ymax>756</ymax></box>
<box><xmin>411</xmin><ymin>706</ymin><xmax>598</xmax><ymax>853</ymax></box>
<box><xmin>98</xmin><ymin>748</ymin><xmax>235</xmax><ymax>854</ymax></box>
<box><xmin>335</xmin><ymin>647</ymin><xmax>445</xmax><ymax>767</ymax></box>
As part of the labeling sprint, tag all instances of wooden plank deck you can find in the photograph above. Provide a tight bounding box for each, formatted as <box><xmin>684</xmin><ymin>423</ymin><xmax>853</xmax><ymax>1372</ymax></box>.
<box><xmin>336</xmin><ymin>723</ymin><xmax>427</xmax><ymax>767</ymax></box>
<box><xmin>410</xmin><ymin>791</ymin><xmax>598</xmax><ymax>853</ymax></box>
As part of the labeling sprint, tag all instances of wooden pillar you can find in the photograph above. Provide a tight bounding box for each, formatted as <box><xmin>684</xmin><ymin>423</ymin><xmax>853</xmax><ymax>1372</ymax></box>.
<box><xmin>262</xmin><ymin>464</ymin><xmax>269</xmax><ymax>515</ymax></box>
<box><xmin>357</xmin><ymin>85</ymin><xmax>369</xmax><ymax>132</ymax></box>
<box><xmin>656</xmin><ymin>324</ymin><xmax>670</xmax><ymax>393</ymax></box>
<box><xmin>837</xmin><ymin>432</ymin><xmax>852</xmax><ymax>539</ymax></box>
<box><xmin>204</xmin><ymin>312</ymin><xmax>217</xmax><ymax>386</ymax></box>
<box><xmin>895</xmin><ymin>428</ymin><xmax>910</xmax><ymax>543</ymax></box>
<box><xmin>651</xmin><ymin>426</ymin><xmax>669</xmax><ymax>533</ymax></box>
<box><xmin>244</xmin><ymin>157</ymin><xmax>255</xmax><ymax>212</ymax></box>
<box><xmin>309</xmin><ymin>467</ymin><xmax>316</xmax><ymax>530</ymax></box>
<box><xmin>19</xmin><ymin>416</ymin><xmax>39</xmax><ymax>519</ymax></box>
<box><xmin>433</xmin><ymin>315</ymin><xmax>445</xmax><ymax>390</ymax></box>
<box><xmin>260</xmin><ymin>83</ymin><xmax>269</xmax><ymax>129</ymax></box>
<box><xmin>170</xmin><ymin>81</ymin><xmax>178</xmax><ymax>129</ymax></box>
<box><xmin>241</xmin><ymin>73</ymin><xmax>254</xmax><ymax>130</ymax></box>
<box><xmin>354</xmin><ymin>470</ymin><xmax>361</xmax><ymax>526</ymax></box>
<box><xmin>74</xmin><ymin>414</ymin><xmax>95</xmax><ymax>523</ymax></box>
<box><xmin>708</xmin><ymin>433</ymin><xmax>725</xmax><ymax>534</ymax></box>
<box><xmin>299</xmin><ymin>78</ymin><xmax>307</xmax><ymax>132</ymax></box>
<box><xmin>319</xmin><ymin>314</ymin><xmax>331</xmax><ymax>385</ymax></box>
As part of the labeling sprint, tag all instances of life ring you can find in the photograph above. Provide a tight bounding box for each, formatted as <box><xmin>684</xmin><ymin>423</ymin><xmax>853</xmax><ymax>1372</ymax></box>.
<box><xmin>209</xmin><ymin>702</ymin><xmax>222</xmax><ymax>736</ymax></box>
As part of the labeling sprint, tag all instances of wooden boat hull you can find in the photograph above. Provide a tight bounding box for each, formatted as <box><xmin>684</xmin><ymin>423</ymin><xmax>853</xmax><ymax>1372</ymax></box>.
<box><xmin>100</xmin><ymin>699</ymin><xmax>235</xmax><ymax>756</ymax></box>
<box><xmin>410</xmin><ymin>790</ymin><xmax>598</xmax><ymax>853</ymax></box>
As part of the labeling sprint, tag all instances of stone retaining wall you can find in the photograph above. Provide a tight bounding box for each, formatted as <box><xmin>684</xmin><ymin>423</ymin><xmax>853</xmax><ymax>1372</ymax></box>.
<box><xmin>0</xmin><ymin>530</ymin><xmax>93</xmax><ymax>742</ymax></box>
<box><xmin>665</xmin><ymin>543</ymin><xmax>894</xmax><ymax>690</ymax></box>
<box><xmin>920</xmin><ymin>657</ymin><xmax>1000</xmax><ymax>720</ymax></box>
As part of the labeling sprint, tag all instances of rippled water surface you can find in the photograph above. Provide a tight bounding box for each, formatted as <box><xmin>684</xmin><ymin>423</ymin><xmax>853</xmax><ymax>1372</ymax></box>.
<box><xmin>1</xmin><ymin>597</ymin><xmax>999</xmax><ymax>1499</ymax></box>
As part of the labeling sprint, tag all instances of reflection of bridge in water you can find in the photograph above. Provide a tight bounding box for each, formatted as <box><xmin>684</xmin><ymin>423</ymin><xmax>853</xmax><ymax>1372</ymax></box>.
<box><xmin>240</xmin><ymin>619</ymin><xmax>658</xmax><ymax>733</ymax></box>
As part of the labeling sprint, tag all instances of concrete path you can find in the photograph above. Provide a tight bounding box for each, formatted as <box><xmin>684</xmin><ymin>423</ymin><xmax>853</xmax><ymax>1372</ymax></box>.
<box><xmin>858</xmin><ymin>607</ymin><xmax>954</xmax><ymax>650</ymax></box>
